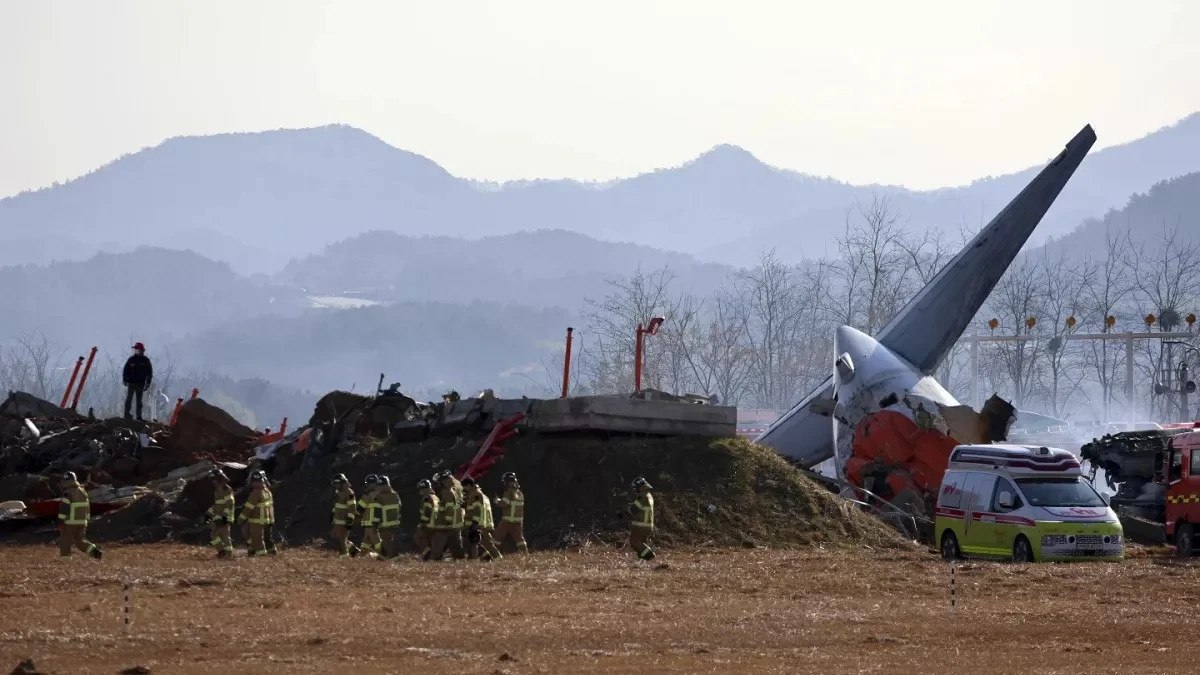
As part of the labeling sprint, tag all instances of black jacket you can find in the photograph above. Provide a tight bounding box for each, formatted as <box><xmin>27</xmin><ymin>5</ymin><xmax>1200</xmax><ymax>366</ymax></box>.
<box><xmin>123</xmin><ymin>353</ymin><xmax>153</xmax><ymax>388</ymax></box>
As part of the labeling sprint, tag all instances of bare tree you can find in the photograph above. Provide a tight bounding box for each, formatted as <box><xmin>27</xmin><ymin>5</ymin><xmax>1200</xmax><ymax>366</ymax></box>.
<box><xmin>983</xmin><ymin>259</ymin><xmax>1046</xmax><ymax>409</ymax></box>
<box><xmin>1081</xmin><ymin>229</ymin><xmax>1135</xmax><ymax>419</ymax></box>
<box><xmin>1036</xmin><ymin>252</ymin><xmax>1094</xmax><ymax>417</ymax></box>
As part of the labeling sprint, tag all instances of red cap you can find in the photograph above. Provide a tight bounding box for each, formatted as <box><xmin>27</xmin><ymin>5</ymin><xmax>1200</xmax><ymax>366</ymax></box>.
<box><xmin>133</xmin><ymin>342</ymin><xmax>145</xmax><ymax>351</ymax></box>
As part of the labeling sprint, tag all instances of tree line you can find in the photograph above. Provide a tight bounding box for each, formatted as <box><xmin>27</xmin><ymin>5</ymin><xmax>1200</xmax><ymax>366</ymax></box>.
<box><xmin>564</xmin><ymin>198</ymin><xmax>1200</xmax><ymax>424</ymax></box>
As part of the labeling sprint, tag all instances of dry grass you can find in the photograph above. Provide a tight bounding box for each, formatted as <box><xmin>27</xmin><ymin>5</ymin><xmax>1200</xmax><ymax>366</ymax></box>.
<box><xmin>1</xmin><ymin>543</ymin><xmax>1198</xmax><ymax>673</ymax></box>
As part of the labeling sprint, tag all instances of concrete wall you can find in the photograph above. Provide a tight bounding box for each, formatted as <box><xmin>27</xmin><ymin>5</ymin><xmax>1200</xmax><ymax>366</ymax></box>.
<box><xmin>528</xmin><ymin>396</ymin><xmax>735</xmax><ymax>437</ymax></box>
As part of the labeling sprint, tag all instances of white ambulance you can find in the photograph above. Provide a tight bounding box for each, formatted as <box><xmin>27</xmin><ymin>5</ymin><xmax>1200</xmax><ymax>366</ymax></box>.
<box><xmin>934</xmin><ymin>444</ymin><xmax>1123</xmax><ymax>562</ymax></box>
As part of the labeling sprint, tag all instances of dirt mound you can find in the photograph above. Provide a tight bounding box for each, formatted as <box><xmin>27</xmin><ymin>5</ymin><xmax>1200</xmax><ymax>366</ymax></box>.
<box><xmin>172</xmin><ymin>398</ymin><xmax>257</xmax><ymax>454</ymax></box>
<box><xmin>269</xmin><ymin>435</ymin><xmax>903</xmax><ymax>551</ymax></box>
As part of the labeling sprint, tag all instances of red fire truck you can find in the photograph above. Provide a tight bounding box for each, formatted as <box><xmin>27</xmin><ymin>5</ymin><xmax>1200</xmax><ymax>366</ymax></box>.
<box><xmin>1083</xmin><ymin>423</ymin><xmax>1200</xmax><ymax>555</ymax></box>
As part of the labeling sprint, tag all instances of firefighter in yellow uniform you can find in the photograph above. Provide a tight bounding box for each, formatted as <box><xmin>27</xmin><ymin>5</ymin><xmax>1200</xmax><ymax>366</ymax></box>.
<box><xmin>261</xmin><ymin>473</ymin><xmax>279</xmax><ymax>555</ymax></box>
<box><xmin>206</xmin><ymin>468</ymin><xmax>235</xmax><ymax>558</ymax></box>
<box><xmin>358</xmin><ymin>474</ymin><xmax>382</xmax><ymax>558</ymax></box>
<box><xmin>462</xmin><ymin>477</ymin><xmax>502</xmax><ymax>561</ymax></box>
<box><xmin>493</xmin><ymin>472</ymin><xmax>528</xmax><ymax>554</ymax></box>
<box><xmin>628</xmin><ymin>476</ymin><xmax>656</xmax><ymax>561</ymax></box>
<box><xmin>57</xmin><ymin>472</ymin><xmax>102</xmax><ymax>559</ymax></box>
<box><xmin>414</xmin><ymin>479</ymin><xmax>439</xmax><ymax>559</ymax></box>
<box><xmin>375</xmin><ymin>475</ymin><xmax>402</xmax><ymax>559</ymax></box>
<box><xmin>427</xmin><ymin>478</ymin><xmax>465</xmax><ymax>561</ymax></box>
<box><xmin>434</xmin><ymin>470</ymin><xmax>463</xmax><ymax>503</ymax></box>
<box><xmin>238</xmin><ymin>471</ymin><xmax>274</xmax><ymax>556</ymax></box>
<box><xmin>330</xmin><ymin>474</ymin><xmax>358</xmax><ymax>557</ymax></box>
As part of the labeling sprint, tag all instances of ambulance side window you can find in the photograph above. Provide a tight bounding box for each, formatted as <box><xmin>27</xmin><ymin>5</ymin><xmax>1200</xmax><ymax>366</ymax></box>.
<box><xmin>969</xmin><ymin>473</ymin><xmax>995</xmax><ymax>512</ymax></box>
<box><xmin>990</xmin><ymin>477</ymin><xmax>1021</xmax><ymax>512</ymax></box>
<box><xmin>1190</xmin><ymin>449</ymin><xmax>1200</xmax><ymax>478</ymax></box>
<box><xmin>938</xmin><ymin>473</ymin><xmax>963</xmax><ymax>509</ymax></box>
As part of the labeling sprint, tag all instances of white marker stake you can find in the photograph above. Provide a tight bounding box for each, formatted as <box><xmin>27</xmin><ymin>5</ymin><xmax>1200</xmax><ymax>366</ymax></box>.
<box><xmin>949</xmin><ymin>563</ymin><xmax>956</xmax><ymax>611</ymax></box>
<box><xmin>123</xmin><ymin>580</ymin><xmax>133</xmax><ymax>634</ymax></box>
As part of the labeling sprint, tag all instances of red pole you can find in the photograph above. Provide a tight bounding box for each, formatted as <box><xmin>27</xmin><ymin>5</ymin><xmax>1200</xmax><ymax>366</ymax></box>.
<box><xmin>70</xmin><ymin>347</ymin><xmax>97</xmax><ymax>411</ymax></box>
<box><xmin>561</xmin><ymin>327</ymin><xmax>574</xmax><ymax>398</ymax></box>
<box><xmin>170</xmin><ymin>398</ymin><xmax>184</xmax><ymax>426</ymax></box>
<box><xmin>60</xmin><ymin>356</ymin><xmax>84</xmax><ymax>409</ymax></box>
<box><xmin>279</xmin><ymin>417</ymin><xmax>288</xmax><ymax>435</ymax></box>
<box><xmin>634</xmin><ymin>323</ymin><xmax>644</xmax><ymax>393</ymax></box>
<box><xmin>190</xmin><ymin>388</ymin><xmax>199</xmax><ymax>400</ymax></box>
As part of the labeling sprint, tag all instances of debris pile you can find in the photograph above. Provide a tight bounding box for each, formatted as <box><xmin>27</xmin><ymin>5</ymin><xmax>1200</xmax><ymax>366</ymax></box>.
<box><xmin>1</xmin><ymin>385</ymin><xmax>902</xmax><ymax>552</ymax></box>
<box><xmin>0</xmin><ymin>391</ymin><xmax>264</xmax><ymax>540</ymax></box>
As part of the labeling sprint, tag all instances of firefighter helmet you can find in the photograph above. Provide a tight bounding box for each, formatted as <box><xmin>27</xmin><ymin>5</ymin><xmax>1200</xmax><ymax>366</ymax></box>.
<box><xmin>209</xmin><ymin>468</ymin><xmax>228</xmax><ymax>481</ymax></box>
<box><xmin>501</xmin><ymin>472</ymin><xmax>517</xmax><ymax>483</ymax></box>
<box><xmin>62</xmin><ymin>471</ymin><xmax>78</xmax><ymax>483</ymax></box>
<box><xmin>631</xmin><ymin>476</ymin><xmax>652</xmax><ymax>490</ymax></box>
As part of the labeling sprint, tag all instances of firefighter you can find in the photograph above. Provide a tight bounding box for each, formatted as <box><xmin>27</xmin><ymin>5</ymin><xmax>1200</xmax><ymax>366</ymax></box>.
<box><xmin>462</xmin><ymin>477</ymin><xmax>501</xmax><ymax>561</ymax></box>
<box><xmin>238</xmin><ymin>471</ymin><xmax>274</xmax><ymax>556</ymax></box>
<box><xmin>435</xmin><ymin>469</ymin><xmax>463</xmax><ymax>503</ymax></box>
<box><xmin>57</xmin><ymin>472</ymin><xmax>102</xmax><ymax>559</ymax></box>
<box><xmin>358</xmin><ymin>474</ymin><xmax>382</xmax><ymax>557</ymax></box>
<box><xmin>260</xmin><ymin>471</ymin><xmax>279</xmax><ymax>555</ymax></box>
<box><xmin>206</xmin><ymin>469</ymin><xmax>235</xmax><ymax>558</ymax></box>
<box><xmin>628</xmin><ymin>476</ymin><xmax>656</xmax><ymax>561</ymax></box>
<box><xmin>375</xmin><ymin>475</ymin><xmax>402</xmax><ymax>559</ymax></box>
<box><xmin>414</xmin><ymin>479</ymin><xmax>439</xmax><ymax>559</ymax></box>
<box><xmin>493</xmin><ymin>472</ymin><xmax>528</xmax><ymax>554</ymax></box>
<box><xmin>426</xmin><ymin>477</ymin><xmax>465</xmax><ymax>561</ymax></box>
<box><xmin>330</xmin><ymin>474</ymin><xmax>358</xmax><ymax>557</ymax></box>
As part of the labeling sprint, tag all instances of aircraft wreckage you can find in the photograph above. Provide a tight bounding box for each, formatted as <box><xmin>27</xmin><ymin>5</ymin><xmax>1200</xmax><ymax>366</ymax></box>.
<box><xmin>756</xmin><ymin>124</ymin><xmax>1097</xmax><ymax>521</ymax></box>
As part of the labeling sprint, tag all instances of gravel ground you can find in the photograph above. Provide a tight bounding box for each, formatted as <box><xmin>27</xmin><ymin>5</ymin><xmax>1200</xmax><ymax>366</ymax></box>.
<box><xmin>0</xmin><ymin>543</ymin><xmax>1195</xmax><ymax>674</ymax></box>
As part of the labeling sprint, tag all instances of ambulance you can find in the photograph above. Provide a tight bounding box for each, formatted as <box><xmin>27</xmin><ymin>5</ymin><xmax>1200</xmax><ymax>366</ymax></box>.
<box><xmin>934</xmin><ymin>444</ymin><xmax>1124</xmax><ymax>562</ymax></box>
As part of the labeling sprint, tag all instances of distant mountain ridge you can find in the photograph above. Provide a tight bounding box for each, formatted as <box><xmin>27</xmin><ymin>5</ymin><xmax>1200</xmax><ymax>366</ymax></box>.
<box><xmin>3</xmin><ymin>114</ymin><xmax>1200</xmax><ymax>272</ymax></box>
<box><xmin>278</xmin><ymin>228</ymin><xmax>734</xmax><ymax>308</ymax></box>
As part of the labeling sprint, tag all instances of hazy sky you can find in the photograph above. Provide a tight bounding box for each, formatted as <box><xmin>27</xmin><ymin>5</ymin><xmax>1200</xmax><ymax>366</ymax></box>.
<box><xmin>3</xmin><ymin>1</ymin><xmax>1199</xmax><ymax>197</ymax></box>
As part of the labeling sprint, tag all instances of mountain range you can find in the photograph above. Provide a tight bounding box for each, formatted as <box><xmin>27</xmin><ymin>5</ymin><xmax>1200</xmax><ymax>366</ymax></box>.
<box><xmin>5</xmin><ymin>114</ymin><xmax>1200</xmax><ymax>274</ymax></box>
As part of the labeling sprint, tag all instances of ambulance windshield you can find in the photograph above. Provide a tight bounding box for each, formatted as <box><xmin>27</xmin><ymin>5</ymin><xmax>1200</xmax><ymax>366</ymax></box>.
<box><xmin>1016</xmin><ymin>477</ymin><xmax>1106</xmax><ymax>508</ymax></box>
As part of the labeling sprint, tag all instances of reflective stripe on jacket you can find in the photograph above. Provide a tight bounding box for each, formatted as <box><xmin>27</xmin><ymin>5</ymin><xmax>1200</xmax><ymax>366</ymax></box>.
<box><xmin>466</xmin><ymin>494</ymin><xmax>495</xmax><ymax>529</ymax></box>
<box><xmin>59</xmin><ymin>486</ymin><xmax>89</xmax><ymax>525</ymax></box>
<box><xmin>499</xmin><ymin>490</ymin><xmax>524</xmax><ymax>523</ymax></box>
<box><xmin>242</xmin><ymin>488</ymin><xmax>273</xmax><ymax>525</ymax></box>
<box><xmin>332</xmin><ymin>489</ymin><xmax>357</xmax><ymax>526</ymax></box>
<box><xmin>631</xmin><ymin>494</ymin><xmax>654</xmax><ymax>528</ymax></box>
<box><xmin>262</xmin><ymin>488</ymin><xmax>275</xmax><ymax>525</ymax></box>
<box><xmin>435</xmin><ymin>496</ymin><xmax>464</xmax><ymax>529</ymax></box>
<box><xmin>211</xmin><ymin>486</ymin><xmax>235</xmax><ymax>520</ymax></box>
<box><xmin>418</xmin><ymin>494</ymin><xmax>439</xmax><ymax>528</ymax></box>
<box><xmin>377</xmin><ymin>490</ymin><xmax>401</xmax><ymax>528</ymax></box>
<box><xmin>359</xmin><ymin>495</ymin><xmax>379</xmax><ymax>527</ymax></box>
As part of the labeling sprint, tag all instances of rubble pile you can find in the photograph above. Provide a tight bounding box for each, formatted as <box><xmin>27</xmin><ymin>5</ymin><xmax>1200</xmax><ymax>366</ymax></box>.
<box><xmin>1</xmin><ymin>385</ymin><xmax>903</xmax><ymax>552</ymax></box>
<box><xmin>0</xmin><ymin>391</ymin><xmax>264</xmax><ymax>541</ymax></box>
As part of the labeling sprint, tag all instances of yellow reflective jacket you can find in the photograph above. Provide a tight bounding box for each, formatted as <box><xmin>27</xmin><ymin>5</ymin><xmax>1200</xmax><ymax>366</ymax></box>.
<box><xmin>630</xmin><ymin>493</ymin><xmax>654</xmax><ymax>529</ymax></box>
<box><xmin>376</xmin><ymin>489</ymin><xmax>401</xmax><ymax>528</ymax></box>
<box><xmin>465</xmin><ymin>491</ymin><xmax>495</xmax><ymax>530</ymax></box>
<box><xmin>332</xmin><ymin>487</ymin><xmax>357</xmax><ymax>526</ymax></box>
<box><xmin>58</xmin><ymin>484</ymin><xmax>90</xmax><ymax>525</ymax></box>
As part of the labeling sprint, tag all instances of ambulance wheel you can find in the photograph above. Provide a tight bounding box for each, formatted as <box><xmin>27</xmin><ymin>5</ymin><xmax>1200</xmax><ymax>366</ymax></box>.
<box><xmin>1012</xmin><ymin>535</ymin><xmax>1035</xmax><ymax>563</ymax></box>
<box><xmin>1175</xmin><ymin>523</ymin><xmax>1194</xmax><ymax>557</ymax></box>
<box><xmin>940</xmin><ymin>531</ymin><xmax>960</xmax><ymax>561</ymax></box>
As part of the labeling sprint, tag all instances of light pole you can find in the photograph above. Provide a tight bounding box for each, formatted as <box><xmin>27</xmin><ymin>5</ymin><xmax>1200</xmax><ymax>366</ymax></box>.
<box><xmin>634</xmin><ymin>316</ymin><xmax>666</xmax><ymax>394</ymax></box>
<box><xmin>1162</xmin><ymin>341</ymin><xmax>1200</xmax><ymax>420</ymax></box>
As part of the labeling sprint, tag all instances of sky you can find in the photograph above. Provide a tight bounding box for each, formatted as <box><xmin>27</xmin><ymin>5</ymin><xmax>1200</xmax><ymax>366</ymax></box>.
<box><xmin>2</xmin><ymin>0</ymin><xmax>1199</xmax><ymax>198</ymax></box>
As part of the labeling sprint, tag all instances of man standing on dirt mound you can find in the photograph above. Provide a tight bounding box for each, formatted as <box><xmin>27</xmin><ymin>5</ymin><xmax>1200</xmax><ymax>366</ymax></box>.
<box><xmin>375</xmin><ymin>475</ymin><xmax>402</xmax><ymax>559</ymax></box>
<box><xmin>330</xmin><ymin>474</ymin><xmax>358</xmax><ymax>557</ymax></box>
<box><xmin>122</xmin><ymin>342</ymin><xmax>153</xmax><ymax>422</ymax></box>
<box><xmin>206</xmin><ymin>469</ymin><xmax>235</xmax><ymax>558</ymax></box>
<box><xmin>57</xmin><ymin>472</ymin><xmax>102</xmax><ymax>559</ymax></box>
<box><xmin>628</xmin><ymin>477</ymin><xmax>656</xmax><ymax>561</ymax></box>
<box><xmin>238</xmin><ymin>471</ymin><xmax>273</xmax><ymax>556</ymax></box>
<box><xmin>493</xmin><ymin>472</ymin><xmax>528</xmax><ymax>554</ymax></box>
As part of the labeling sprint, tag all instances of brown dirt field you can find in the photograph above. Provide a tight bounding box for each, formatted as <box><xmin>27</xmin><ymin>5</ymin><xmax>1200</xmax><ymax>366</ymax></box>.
<box><xmin>0</xmin><ymin>543</ymin><xmax>1197</xmax><ymax>674</ymax></box>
